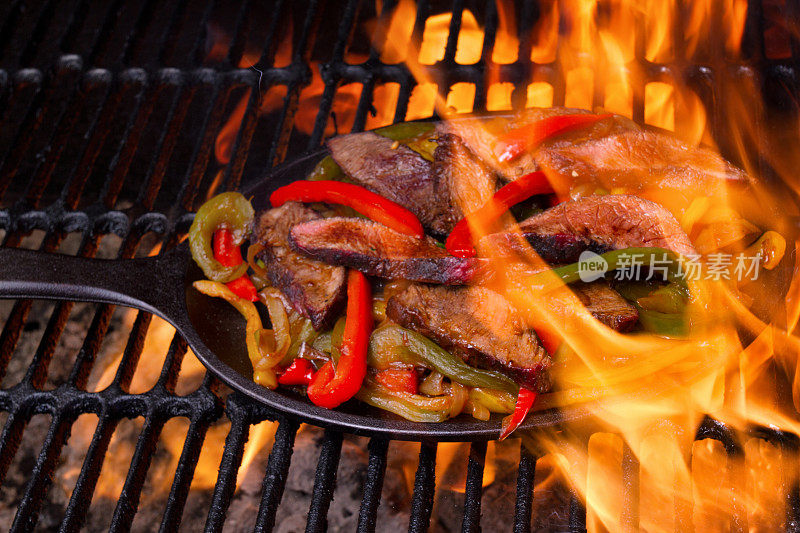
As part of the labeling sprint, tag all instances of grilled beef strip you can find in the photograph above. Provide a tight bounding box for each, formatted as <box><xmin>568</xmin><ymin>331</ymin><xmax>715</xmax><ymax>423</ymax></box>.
<box><xmin>572</xmin><ymin>281</ymin><xmax>638</xmax><ymax>331</ymax></box>
<box><xmin>431</xmin><ymin>133</ymin><xmax>499</xmax><ymax>234</ymax></box>
<box><xmin>327</xmin><ymin>131</ymin><xmax>455</xmax><ymax>236</ymax></box>
<box><xmin>536</xmin><ymin>130</ymin><xmax>749</xmax><ymax>194</ymax></box>
<box><xmin>252</xmin><ymin>202</ymin><xmax>346</xmax><ymax>330</ymax></box>
<box><xmin>437</xmin><ymin>108</ymin><xmax>633</xmax><ymax>181</ymax></box>
<box><xmin>480</xmin><ymin>194</ymin><xmax>696</xmax><ymax>263</ymax></box>
<box><xmin>534</xmin><ymin>130</ymin><xmax>748</xmax><ymax>194</ymax></box>
<box><xmin>386</xmin><ymin>284</ymin><xmax>552</xmax><ymax>392</ymax></box>
<box><xmin>288</xmin><ymin>217</ymin><xmax>488</xmax><ymax>285</ymax></box>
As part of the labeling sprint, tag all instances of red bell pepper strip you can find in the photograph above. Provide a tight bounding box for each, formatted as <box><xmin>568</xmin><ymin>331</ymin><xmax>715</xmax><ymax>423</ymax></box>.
<box><xmin>498</xmin><ymin>387</ymin><xmax>538</xmax><ymax>440</ymax></box>
<box><xmin>307</xmin><ymin>270</ymin><xmax>373</xmax><ymax>409</ymax></box>
<box><xmin>270</xmin><ymin>180</ymin><xmax>425</xmax><ymax>238</ymax></box>
<box><xmin>376</xmin><ymin>368</ymin><xmax>419</xmax><ymax>394</ymax></box>
<box><xmin>445</xmin><ymin>171</ymin><xmax>553</xmax><ymax>258</ymax></box>
<box><xmin>495</xmin><ymin>113</ymin><xmax>613</xmax><ymax>163</ymax></box>
<box><xmin>225</xmin><ymin>275</ymin><xmax>258</xmax><ymax>302</ymax></box>
<box><xmin>278</xmin><ymin>358</ymin><xmax>315</xmax><ymax>386</ymax></box>
<box><xmin>213</xmin><ymin>229</ymin><xmax>258</xmax><ymax>301</ymax></box>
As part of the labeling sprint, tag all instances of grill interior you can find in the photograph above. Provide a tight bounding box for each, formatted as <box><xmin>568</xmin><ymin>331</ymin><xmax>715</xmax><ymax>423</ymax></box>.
<box><xmin>1</xmin><ymin>0</ymin><xmax>800</xmax><ymax>531</ymax></box>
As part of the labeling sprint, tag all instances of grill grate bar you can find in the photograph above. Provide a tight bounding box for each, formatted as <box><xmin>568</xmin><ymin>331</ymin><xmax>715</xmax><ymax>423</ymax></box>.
<box><xmin>306</xmin><ymin>0</ymin><xmax>358</xmax><ymax>148</ymax></box>
<box><xmin>0</xmin><ymin>69</ymin><xmax>41</xmax><ymax>201</ymax></box>
<box><xmin>110</xmin><ymin>309</ymin><xmax>152</xmax><ymax>391</ymax></box>
<box><xmin>220</xmin><ymin>71</ymin><xmax>262</xmax><ymax>192</ymax></box>
<box><xmin>0</xmin><ymin>230</ymin><xmax>71</xmax><ymax>384</ymax></box>
<box><xmin>252</xmin><ymin>0</ymin><xmax>287</xmax><ymax>71</ymax></box>
<box><xmin>135</xmin><ymin>70</ymin><xmax>192</xmax><ymax>209</ymax></box>
<box><xmin>98</xmin><ymin>69</ymin><xmax>163</xmax><ymax>209</ymax></box>
<box><xmin>0</xmin><ymin>410</ymin><xmax>28</xmax><ymax>487</ymax></box>
<box><xmin>175</xmin><ymin>70</ymin><xmax>225</xmax><ymax>211</ymax></box>
<box><xmin>253</xmin><ymin>418</ymin><xmax>300</xmax><ymax>533</ymax></box>
<box><xmin>356</xmin><ymin>438</ymin><xmax>389</xmax><ymax>533</ymax></box>
<box><xmin>408</xmin><ymin>441</ymin><xmax>437</xmax><ymax>533</ymax></box>
<box><xmin>20</xmin><ymin>300</ymin><xmax>76</xmax><ymax>388</ymax></box>
<box><xmin>162</xmin><ymin>0</ymin><xmax>214</xmax><ymax>69</ymax></box>
<box><xmin>460</xmin><ymin>440</ymin><xmax>487</xmax><ymax>533</ymax></box>
<box><xmin>159</xmin><ymin>414</ymin><xmax>215</xmax><ymax>533</ymax></box>
<box><xmin>204</xmin><ymin>399</ymin><xmax>250</xmax><ymax>532</ymax></box>
<box><xmin>513</xmin><ymin>444</ymin><xmax>536</xmax><ymax>533</ymax></box>
<box><xmin>22</xmin><ymin>62</ymin><xmax>85</xmax><ymax>205</ymax></box>
<box><xmin>59</xmin><ymin>69</ymin><xmax>116</xmax><ymax>208</ymax></box>
<box><xmin>568</xmin><ymin>496</ymin><xmax>587</xmax><ymax>533</ymax></box>
<box><xmin>223</xmin><ymin>0</ymin><xmax>255</xmax><ymax>70</ymax></box>
<box><xmin>0</xmin><ymin>67</ymin><xmax>61</xmax><ymax>203</ymax></box>
<box><xmin>305</xmin><ymin>429</ymin><xmax>344</xmax><ymax>533</ymax></box>
<box><xmin>109</xmin><ymin>416</ymin><xmax>167</xmax><ymax>532</ymax></box>
<box><xmin>59</xmin><ymin>415</ymin><xmax>118</xmax><ymax>532</ymax></box>
<box><xmin>10</xmin><ymin>412</ymin><xmax>73</xmax><ymax>533</ymax></box>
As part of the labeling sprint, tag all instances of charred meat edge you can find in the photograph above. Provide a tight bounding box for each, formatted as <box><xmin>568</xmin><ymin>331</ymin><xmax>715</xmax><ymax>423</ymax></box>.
<box><xmin>288</xmin><ymin>217</ymin><xmax>488</xmax><ymax>285</ymax></box>
<box><xmin>326</xmin><ymin>131</ymin><xmax>455</xmax><ymax>236</ymax></box>
<box><xmin>480</xmin><ymin>194</ymin><xmax>696</xmax><ymax>264</ymax></box>
<box><xmin>431</xmin><ymin>133</ymin><xmax>499</xmax><ymax>234</ymax></box>
<box><xmin>386</xmin><ymin>284</ymin><xmax>552</xmax><ymax>392</ymax></box>
<box><xmin>573</xmin><ymin>281</ymin><xmax>639</xmax><ymax>332</ymax></box>
<box><xmin>252</xmin><ymin>202</ymin><xmax>346</xmax><ymax>330</ymax></box>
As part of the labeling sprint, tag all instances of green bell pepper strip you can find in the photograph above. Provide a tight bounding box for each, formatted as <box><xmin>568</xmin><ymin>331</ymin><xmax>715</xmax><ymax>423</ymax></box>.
<box><xmin>307</xmin><ymin>155</ymin><xmax>346</xmax><ymax>182</ymax></box>
<box><xmin>614</xmin><ymin>280</ymin><xmax>689</xmax><ymax>337</ymax></box>
<box><xmin>636</xmin><ymin>308</ymin><xmax>688</xmax><ymax>337</ymax></box>
<box><xmin>636</xmin><ymin>284</ymin><xmax>689</xmax><ymax>314</ymax></box>
<box><xmin>355</xmin><ymin>381</ymin><xmax>450</xmax><ymax>422</ymax></box>
<box><xmin>375</xmin><ymin>121</ymin><xmax>435</xmax><ymax>140</ymax></box>
<box><xmin>189</xmin><ymin>192</ymin><xmax>254</xmax><ymax>283</ymax></box>
<box><xmin>527</xmin><ymin>247</ymin><xmax>688</xmax><ymax>290</ymax></box>
<box><xmin>376</xmin><ymin>121</ymin><xmax>437</xmax><ymax>161</ymax></box>
<box><xmin>368</xmin><ymin>324</ymin><xmax>519</xmax><ymax>394</ymax></box>
<box><xmin>309</xmin><ymin>123</ymin><xmax>436</xmax><ymax>182</ymax></box>
<box><xmin>469</xmin><ymin>388</ymin><xmax>516</xmax><ymax>414</ymax></box>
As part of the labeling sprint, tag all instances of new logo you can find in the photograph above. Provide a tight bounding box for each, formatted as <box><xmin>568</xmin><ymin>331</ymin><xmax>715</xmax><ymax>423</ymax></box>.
<box><xmin>577</xmin><ymin>250</ymin><xmax>608</xmax><ymax>282</ymax></box>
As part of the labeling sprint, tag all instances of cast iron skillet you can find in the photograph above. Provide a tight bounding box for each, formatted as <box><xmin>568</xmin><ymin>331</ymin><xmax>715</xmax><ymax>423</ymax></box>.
<box><xmin>3</xmin><ymin>143</ymin><xmax>794</xmax><ymax>441</ymax></box>
<box><xmin>0</xmin><ymin>149</ymin><xmax>573</xmax><ymax>442</ymax></box>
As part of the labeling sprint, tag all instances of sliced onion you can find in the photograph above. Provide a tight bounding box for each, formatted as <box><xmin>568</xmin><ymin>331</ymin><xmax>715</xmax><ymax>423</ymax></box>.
<box><xmin>193</xmin><ymin>280</ymin><xmax>277</xmax><ymax>388</ymax></box>
<box><xmin>259</xmin><ymin>288</ymin><xmax>292</xmax><ymax>361</ymax></box>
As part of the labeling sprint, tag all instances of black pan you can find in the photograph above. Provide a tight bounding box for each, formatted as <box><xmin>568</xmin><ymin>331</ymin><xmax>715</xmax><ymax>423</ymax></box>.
<box><xmin>0</xmin><ymin>149</ymin><xmax>576</xmax><ymax>442</ymax></box>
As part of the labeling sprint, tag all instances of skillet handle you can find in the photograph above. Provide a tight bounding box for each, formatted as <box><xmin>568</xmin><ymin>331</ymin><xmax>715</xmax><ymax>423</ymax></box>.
<box><xmin>0</xmin><ymin>246</ymin><xmax>188</xmax><ymax>321</ymax></box>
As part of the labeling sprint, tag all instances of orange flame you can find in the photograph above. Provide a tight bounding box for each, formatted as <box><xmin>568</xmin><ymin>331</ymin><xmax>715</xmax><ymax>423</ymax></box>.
<box><xmin>200</xmin><ymin>3</ymin><xmax>800</xmax><ymax>529</ymax></box>
<box><xmin>370</xmin><ymin>2</ymin><xmax>800</xmax><ymax>530</ymax></box>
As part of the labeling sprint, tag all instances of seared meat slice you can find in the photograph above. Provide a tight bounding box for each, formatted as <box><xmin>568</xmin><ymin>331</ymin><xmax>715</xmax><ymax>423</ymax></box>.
<box><xmin>536</xmin><ymin>130</ymin><xmax>749</xmax><ymax>192</ymax></box>
<box><xmin>386</xmin><ymin>284</ymin><xmax>551</xmax><ymax>391</ymax></box>
<box><xmin>481</xmin><ymin>194</ymin><xmax>695</xmax><ymax>263</ymax></box>
<box><xmin>438</xmin><ymin>108</ymin><xmax>632</xmax><ymax>181</ymax></box>
<box><xmin>572</xmin><ymin>281</ymin><xmax>638</xmax><ymax>331</ymax></box>
<box><xmin>252</xmin><ymin>202</ymin><xmax>346</xmax><ymax>330</ymax></box>
<box><xmin>431</xmin><ymin>133</ymin><xmax>499</xmax><ymax>233</ymax></box>
<box><xmin>327</xmin><ymin>131</ymin><xmax>454</xmax><ymax>235</ymax></box>
<box><xmin>288</xmin><ymin>217</ymin><xmax>487</xmax><ymax>285</ymax></box>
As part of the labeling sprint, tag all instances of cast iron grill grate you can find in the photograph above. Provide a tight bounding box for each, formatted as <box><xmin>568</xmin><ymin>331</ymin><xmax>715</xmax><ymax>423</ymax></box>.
<box><xmin>0</xmin><ymin>0</ymin><xmax>799</xmax><ymax>531</ymax></box>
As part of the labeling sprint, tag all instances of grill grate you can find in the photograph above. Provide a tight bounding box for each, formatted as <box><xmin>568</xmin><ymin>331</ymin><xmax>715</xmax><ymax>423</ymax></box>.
<box><xmin>0</xmin><ymin>0</ymin><xmax>799</xmax><ymax>531</ymax></box>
